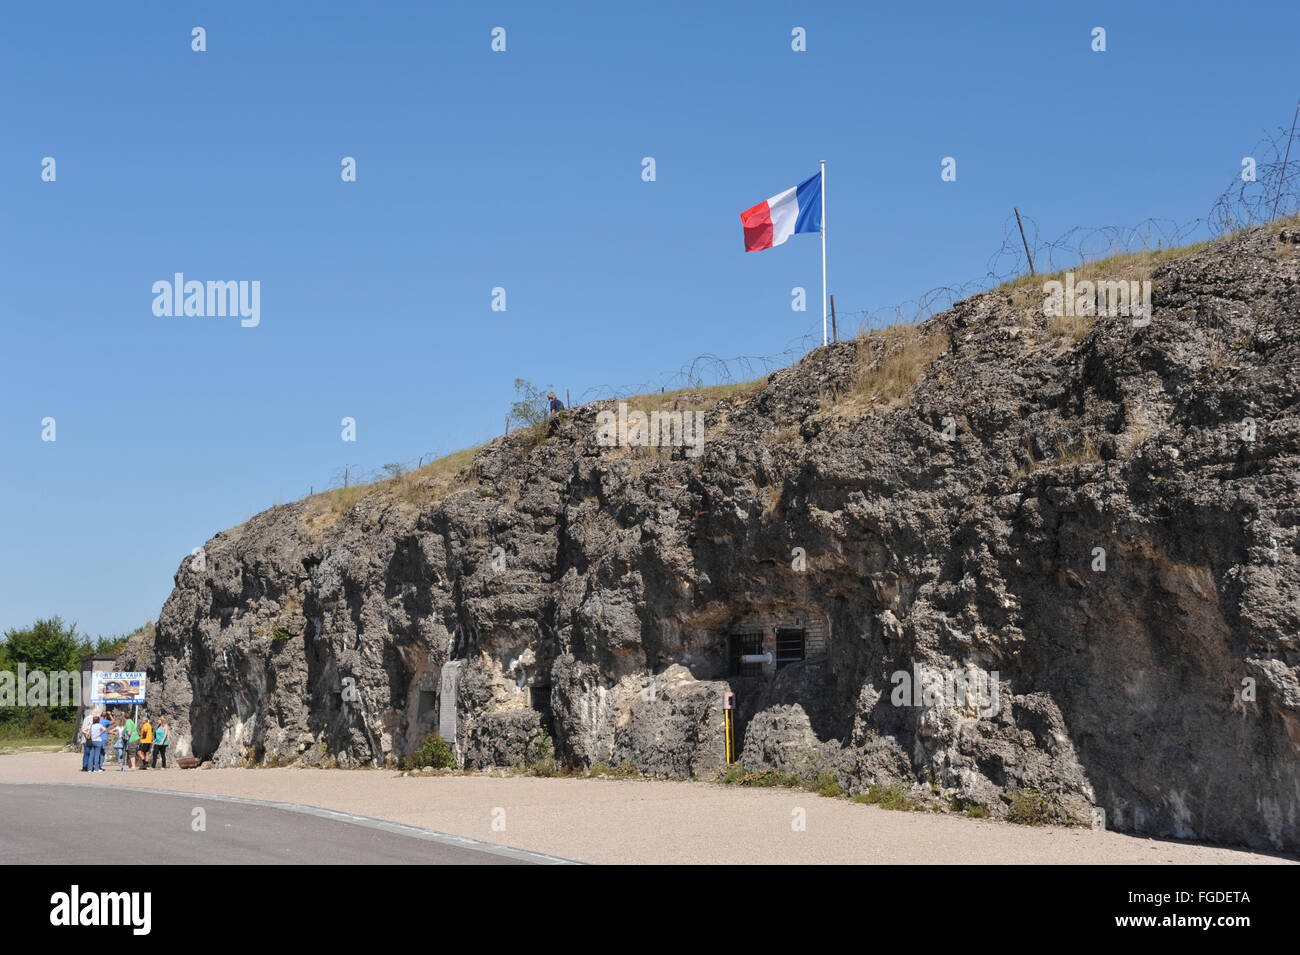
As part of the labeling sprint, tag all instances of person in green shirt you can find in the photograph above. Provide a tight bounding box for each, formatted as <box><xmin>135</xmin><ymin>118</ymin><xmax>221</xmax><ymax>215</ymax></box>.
<box><xmin>123</xmin><ymin>717</ymin><xmax>140</xmax><ymax>769</ymax></box>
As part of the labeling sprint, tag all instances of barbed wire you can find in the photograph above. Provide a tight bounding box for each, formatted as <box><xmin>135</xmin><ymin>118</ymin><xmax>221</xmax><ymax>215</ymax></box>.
<box><xmin>1210</xmin><ymin>122</ymin><xmax>1300</xmax><ymax>234</ymax></box>
<box><xmin>311</xmin><ymin>112</ymin><xmax>1299</xmax><ymax>496</ymax></box>
<box><xmin>575</xmin><ymin>330</ymin><xmax>818</xmax><ymax>402</ymax></box>
<box><xmin>601</xmin><ymin>112</ymin><xmax>1300</xmax><ymax>389</ymax></box>
<box><xmin>313</xmin><ymin>453</ymin><xmax>445</xmax><ymax>495</ymax></box>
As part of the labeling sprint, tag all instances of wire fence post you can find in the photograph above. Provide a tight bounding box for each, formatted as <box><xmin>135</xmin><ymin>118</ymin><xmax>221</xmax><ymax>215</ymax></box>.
<box><xmin>1272</xmin><ymin>97</ymin><xmax>1300</xmax><ymax>221</ymax></box>
<box><xmin>830</xmin><ymin>294</ymin><xmax>838</xmax><ymax>342</ymax></box>
<box><xmin>1015</xmin><ymin>207</ymin><xmax>1035</xmax><ymax>276</ymax></box>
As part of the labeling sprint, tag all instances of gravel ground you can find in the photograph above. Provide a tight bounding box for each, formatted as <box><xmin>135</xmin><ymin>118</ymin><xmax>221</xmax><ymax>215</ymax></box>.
<box><xmin>2</xmin><ymin>753</ymin><xmax>1291</xmax><ymax>865</ymax></box>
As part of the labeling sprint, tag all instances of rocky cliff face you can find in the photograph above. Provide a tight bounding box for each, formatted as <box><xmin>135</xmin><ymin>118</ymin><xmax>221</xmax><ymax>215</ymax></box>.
<box><xmin>123</xmin><ymin>222</ymin><xmax>1300</xmax><ymax>852</ymax></box>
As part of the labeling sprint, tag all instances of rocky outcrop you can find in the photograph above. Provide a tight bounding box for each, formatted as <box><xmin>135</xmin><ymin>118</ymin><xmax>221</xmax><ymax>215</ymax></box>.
<box><xmin>125</xmin><ymin>222</ymin><xmax>1300</xmax><ymax>852</ymax></box>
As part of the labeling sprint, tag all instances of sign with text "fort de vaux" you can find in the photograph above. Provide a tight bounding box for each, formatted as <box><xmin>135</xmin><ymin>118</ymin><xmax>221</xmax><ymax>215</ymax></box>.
<box><xmin>90</xmin><ymin>672</ymin><xmax>146</xmax><ymax>705</ymax></box>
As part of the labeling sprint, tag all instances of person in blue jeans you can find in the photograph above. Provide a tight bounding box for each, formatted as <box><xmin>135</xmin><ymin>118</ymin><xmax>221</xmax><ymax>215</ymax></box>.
<box><xmin>99</xmin><ymin>715</ymin><xmax>112</xmax><ymax>772</ymax></box>
<box><xmin>113</xmin><ymin>716</ymin><xmax>127</xmax><ymax>769</ymax></box>
<box><xmin>80</xmin><ymin>712</ymin><xmax>95</xmax><ymax>771</ymax></box>
<box><xmin>88</xmin><ymin>716</ymin><xmax>110</xmax><ymax>772</ymax></box>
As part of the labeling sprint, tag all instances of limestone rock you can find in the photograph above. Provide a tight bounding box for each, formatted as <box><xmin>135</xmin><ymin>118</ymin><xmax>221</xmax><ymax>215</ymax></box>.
<box><xmin>128</xmin><ymin>223</ymin><xmax>1300</xmax><ymax>852</ymax></box>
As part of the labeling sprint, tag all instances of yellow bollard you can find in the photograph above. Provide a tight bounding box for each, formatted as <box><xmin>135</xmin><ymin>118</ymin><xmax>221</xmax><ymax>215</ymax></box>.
<box><xmin>723</xmin><ymin>691</ymin><xmax>735</xmax><ymax>764</ymax></box>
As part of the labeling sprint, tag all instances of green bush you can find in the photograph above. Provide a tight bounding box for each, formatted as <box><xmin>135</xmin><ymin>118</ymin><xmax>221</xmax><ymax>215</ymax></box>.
<box><xmin>812</xmin><ymin>773</ymin><xmax>842</xmax><ymax>798</ymax></box>
<box><xmin>851</xmin><ymin>782</ymin><xmax>920</xmax><ymax>811</ymax></box>
<box><xmin>27</xmin><ymin>710</ymin><xmax>53</xmax><ymax>736</ymax></box>
<box><xmin>947</xmin><ymin>793</ymin><xmax>990</xmax><ymax>818</ymax></box>
<box><xmin>718</xmin><ymin>764</ymin><xmax>747</xmax><ymax>785</ymax></box>
<box><xmin>0</xmin><ymin>714</ymin><xmax>76</xmax><ymax>741</ymax></box>
<box><xmin>528</xmin><ymin>731</ymin><xmax>557</xmax><ymax>776</ymax></box>
<box><xmin>1004</xmin><ymin>788</ymin><xmax>1057</xmax><ymax>826</ymax></box>
<box><xmin>716</xmin><ymin>765</ymin><xmax>803</xmax><ymax>789</ymax></box>
<box><xmin>406</xmin><ymin>735</ymin><xmax>455</xmax><ymax>770</ymax></box>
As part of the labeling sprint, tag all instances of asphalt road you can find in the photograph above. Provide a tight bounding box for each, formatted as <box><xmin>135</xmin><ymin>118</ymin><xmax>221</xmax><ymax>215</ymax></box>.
<box><xmin>0</xmin><ymin>783</ymin><xmax>570</xmax><ymax>865</ymax></box>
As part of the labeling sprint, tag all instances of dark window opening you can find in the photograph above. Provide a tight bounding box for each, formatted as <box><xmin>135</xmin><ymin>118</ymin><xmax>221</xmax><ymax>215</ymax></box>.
<box><xmin>728</xmin><ymin>632</ymin><xmax>764</xmax><ymax>677</ymax></box>
<box><xmin>418</xmin><ymin>690</ymin><xmax>437</xmax><ymax>721</ymax></box>
<box><xmin>774</xmin><ymin>628</ymin><xmax>806</xmax><ymax>669</ymax></box>
<box><xmin>531</xmin><ymin>685</ymin><xmax>553</xmax><ymax>733</ymax></box>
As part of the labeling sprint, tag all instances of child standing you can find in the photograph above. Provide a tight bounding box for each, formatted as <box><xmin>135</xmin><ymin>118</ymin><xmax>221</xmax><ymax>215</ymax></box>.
<box><xmin>113</xmin><ymin>716</ymin><xmax>126</xmax><ymax>770</ymax></box>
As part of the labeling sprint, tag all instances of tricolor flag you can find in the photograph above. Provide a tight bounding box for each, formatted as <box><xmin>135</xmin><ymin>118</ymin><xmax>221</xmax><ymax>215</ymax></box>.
<box><xmin>740</xmin><ymin>172</ymin><xmax>822</xmax><ymax>252</ymax></box>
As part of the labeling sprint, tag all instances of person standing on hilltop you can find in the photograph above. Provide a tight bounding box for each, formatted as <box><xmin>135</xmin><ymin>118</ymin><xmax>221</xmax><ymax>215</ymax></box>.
<box><xmin>547</xmin><ymin>391</ymin><xmax>565</xmax><ymax>436</ymax></box>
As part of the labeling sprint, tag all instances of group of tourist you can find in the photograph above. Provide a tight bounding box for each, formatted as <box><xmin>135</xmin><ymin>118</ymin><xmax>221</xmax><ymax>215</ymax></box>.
<box><xmin>79</xmin><ymin>711</ymin><xmax>170</xmax><ymax>772</ymax></box>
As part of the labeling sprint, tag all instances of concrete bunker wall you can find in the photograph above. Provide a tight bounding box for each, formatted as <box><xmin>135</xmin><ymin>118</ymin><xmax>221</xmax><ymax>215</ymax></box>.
<box><xmin>723</xmin><ymin>607</ymin><xmax>830</xmax><ymax>677</ymax></box>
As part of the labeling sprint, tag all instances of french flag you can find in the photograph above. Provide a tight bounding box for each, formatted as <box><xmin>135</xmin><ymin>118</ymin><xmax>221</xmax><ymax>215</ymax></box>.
<box><xmin>740</xmin><ymin>172</ymin><xmax>822</xmax><ymax>252</ymax></box>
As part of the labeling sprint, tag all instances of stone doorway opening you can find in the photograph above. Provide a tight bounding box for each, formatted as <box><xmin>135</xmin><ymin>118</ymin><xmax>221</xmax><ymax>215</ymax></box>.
<box><xmin>530</xmin><ymin>684</ymin><xmax>553</xmax><ymax>735</ymax></box>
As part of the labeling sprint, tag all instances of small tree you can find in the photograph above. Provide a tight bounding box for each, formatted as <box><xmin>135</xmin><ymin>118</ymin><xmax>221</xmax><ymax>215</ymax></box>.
<box><xmin>506</xmin><ymin>379</ymin><xmax>552</xmax><ymax>432</ymax></box>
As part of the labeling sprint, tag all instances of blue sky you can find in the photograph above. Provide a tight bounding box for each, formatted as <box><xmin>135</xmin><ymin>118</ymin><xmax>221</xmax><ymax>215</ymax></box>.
<box><xmin>2</xmin><ymin>0</ymin><xmax>1297</xmax><ymax>638</ymax></box>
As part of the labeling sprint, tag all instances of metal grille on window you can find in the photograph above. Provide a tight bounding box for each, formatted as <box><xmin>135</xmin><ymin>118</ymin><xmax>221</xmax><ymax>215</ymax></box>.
<box><xmin>774</xmin><ymin>628</ymin><xmax>806</xmax><ymax>669</ymax></box>
<box><xmin>729</xmin><ymin>633</ymin><xmax>764</xmax><ymax>677</ymax></box>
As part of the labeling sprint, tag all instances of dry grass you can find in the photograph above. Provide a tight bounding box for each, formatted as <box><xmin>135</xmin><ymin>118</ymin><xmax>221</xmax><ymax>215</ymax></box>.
<box><xmin>1122</xmin><ymin>424</ymin><xmax>1153</xmax><ymax>458</ymax></box>
<box><xmin>1262</xmin><ymin>210</ymin><xmax>1300</xmax><ymax>242</ymax></box>
<box><xmin>397</xmin><ymin>446</ymin><xmax>479</xmax><ymax>501</ymax></box>
<box><xmin>304</xmin><ymin>445</ymin><xmax>481</xmax><ymax>535</ymax></box>
<box><xmin>1053</xmin><ymin>435</ymin><xmax>1102</xmax><ymax>467</ymax></box>
<box><xmin>1010</xmin><ymin>434</ymin><xmax>1039</xmax><ymax>481</ymax></box>
<box><xmin>991</xmin><ymin>233</ymin><xmax>1232</xmax><ymax>349</ymax></box>
<box><xmin>843</xmin><ymin>322</ymin><xmax>949</xmax><ymax>411</ymax></box>
<box><xmin>1011</xmin><ymin>431</ymin><xmax>1103</xmax><ymax>479</ymax></box>
<box><xmin>763</xmin><ymin>424</ymin><xmax>802</xmax><ymax>446</ymax></box>
<box><xmin>996</xmin><ymin>238</ymin><xmax>1215</xmax><ymax>295</ymax></box>
<box><xmin>595</xmin><ymin>374</ymin><xmax>759</xmax><ymax>446</ymax></box>
<box><xmin>619</xmin><ymin>380</ymin><xmax>763</xmax><ymax>413</ymax></box>
<box><xmin>1049</xmin><ymin>311</ymin><xmax>1095</xmax><ymax>345</ymax></box>
<box><xmin>297</xmin><ymin>381</ymin><xmax>765</xmax><ymax>536</ymax></box>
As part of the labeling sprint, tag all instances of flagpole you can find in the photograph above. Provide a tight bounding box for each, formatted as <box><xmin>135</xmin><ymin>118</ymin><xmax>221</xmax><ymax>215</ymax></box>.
<box><xmin>820</xmin><ymin>159</ymin><xmax>827</xmax><ymax>347</ymax></box>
